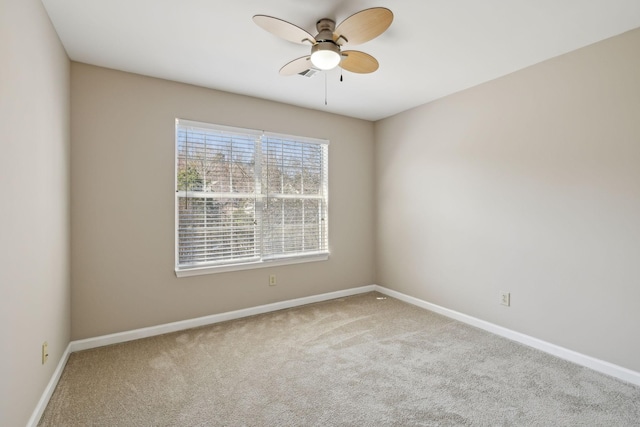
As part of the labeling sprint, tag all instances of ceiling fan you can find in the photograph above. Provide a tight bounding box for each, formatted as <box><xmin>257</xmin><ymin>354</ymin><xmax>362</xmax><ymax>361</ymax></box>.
<box><xmin>253</xmin><ymin>7</ymin><xmax>393</xmax><ymax>76</ymax></box>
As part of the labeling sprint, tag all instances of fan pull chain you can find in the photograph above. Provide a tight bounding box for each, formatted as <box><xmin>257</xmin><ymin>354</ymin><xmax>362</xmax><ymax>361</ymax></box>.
<box><xmin>340</xmin><ymin>71</ymin><xmax>343</xmax><ymax>82</ymax></box>
<box><xmin>324</xmin><ymin>72</ymin><xmax>328</xmax><ymax>105</ymax></box>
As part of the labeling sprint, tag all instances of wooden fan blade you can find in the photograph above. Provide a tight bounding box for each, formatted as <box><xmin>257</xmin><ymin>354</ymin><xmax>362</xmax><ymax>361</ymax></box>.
<box><xmin>334</xmin><ymin>7</ymin><xmax>393</xmax><ymax>46</ymax></box>
<box><xmin>340</xmin><ymin>50</ymin><xmax>379</xmax><ymax>74</ymax></box>
<box><xmin>253</xmin><ymin>15</ymin><xmax>316</xmax><ymax>45</ymax></box>
<box><xmin>280</xmin><ymin>56</ymin><xmax>313</xmax><ymax>76</ymax></box>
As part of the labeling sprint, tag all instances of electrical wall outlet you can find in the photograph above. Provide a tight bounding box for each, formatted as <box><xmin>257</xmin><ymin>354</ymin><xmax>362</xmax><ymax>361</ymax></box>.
<box><xmin>500</xmin><ymin>292</ymin><xmax>510</xmax><ymax>307</ymax></box>
<box><xmin>42</xmin><ymin>342</ymin><xmax>49</xmax><ymax>364</ymax></box>
<box><xmin>269</xmin><ymin>274</ymin><xmax>277</xmax><ymax>286</ymax></box>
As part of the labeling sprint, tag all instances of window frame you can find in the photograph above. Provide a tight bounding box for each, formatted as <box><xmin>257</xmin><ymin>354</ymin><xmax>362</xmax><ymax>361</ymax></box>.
<box><xmin>174</xmin><ymin>119</ymin><xmax>329</xmax><ymax>277</ymax></box>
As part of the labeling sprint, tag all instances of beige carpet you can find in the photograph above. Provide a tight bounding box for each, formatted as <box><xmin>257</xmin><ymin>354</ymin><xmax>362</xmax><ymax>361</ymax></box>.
<box><xmin>39</xmin><ymin>292</ymin><xmax>640</xmax><ymax>426</ymax></box>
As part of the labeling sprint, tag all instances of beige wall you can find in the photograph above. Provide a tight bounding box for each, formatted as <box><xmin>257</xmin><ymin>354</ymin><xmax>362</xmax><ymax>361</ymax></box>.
<box><xmin>0</xmin><ymin>0</ymin><xmax>70</xmax><ymax>425</ymax></box>
<box><xmin>375</xmin><ymin>28</ymin><xmax>640</xmax><ymax>372</ymax></box>
<box><xmin>70</xmin><ymin>63</ymin><xmax>375</xmax><ymax>340</ymax></box>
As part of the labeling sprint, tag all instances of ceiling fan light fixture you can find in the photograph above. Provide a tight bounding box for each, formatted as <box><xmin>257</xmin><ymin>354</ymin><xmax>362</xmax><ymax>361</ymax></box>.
<box><xmin>310</xmin><ymin>42</ymin><xmax>341</xmax><ymax>70</ymax></box>
<box><xmin>254</xmin><ymin>8</ymin><xmax>393</xmax><ymax>76</ymax></box>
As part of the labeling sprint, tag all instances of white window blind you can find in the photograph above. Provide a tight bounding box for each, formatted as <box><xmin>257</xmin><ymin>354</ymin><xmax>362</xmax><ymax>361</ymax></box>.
<box><xmin>175</xmin><ymin>119</ymin><xmax>328</xmax><ymax>275</ymax></box>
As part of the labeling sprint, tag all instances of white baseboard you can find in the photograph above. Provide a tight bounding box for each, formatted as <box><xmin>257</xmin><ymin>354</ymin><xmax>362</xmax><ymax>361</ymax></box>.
<box><xmin>27</xmin><ymin>342</ymin><xmax>72</xmax><ymax>427</ymax></box>
<box><xmin>373</xmin><ymin>285</ymin><xmax>640</xmax><ymax>387</ymax></box>
<box><xmin>30</xmin><ymin>283</ymin><xmax>640</xmax><ymax>426</ymax></box>
<box><xmin>70</xmin><ymin>285</ymin><xmax>377</xmax><ymax>352</ymax></box>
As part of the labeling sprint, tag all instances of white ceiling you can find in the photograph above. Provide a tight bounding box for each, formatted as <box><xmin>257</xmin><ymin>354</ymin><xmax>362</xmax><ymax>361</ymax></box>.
<box><xmin>42</xmin><ymin>0</ymin><xmax>640</xmax><ymax>121</ymax></box>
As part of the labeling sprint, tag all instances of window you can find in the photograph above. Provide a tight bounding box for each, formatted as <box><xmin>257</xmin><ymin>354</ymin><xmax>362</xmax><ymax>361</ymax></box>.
<box><xmin>175</xmin><ymin>119</ymin><xmax>329</xmax><ymax>276</ymax></box>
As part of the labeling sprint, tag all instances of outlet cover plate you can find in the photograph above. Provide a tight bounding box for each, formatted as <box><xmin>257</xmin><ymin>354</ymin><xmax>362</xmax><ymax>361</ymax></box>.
<box><xmin>500</xmin><ymin>292</ymin><xmax>510</xmax><ymax>306</ymax></box>
<box><xmin>42</xmin><ymin>342</ymin><xmax>48</xmax><ymax>364</ymax></box>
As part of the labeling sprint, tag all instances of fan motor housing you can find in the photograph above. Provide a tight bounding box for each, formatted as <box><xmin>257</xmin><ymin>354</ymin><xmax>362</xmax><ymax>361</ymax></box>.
<box><xmin>311</xmin><ymin>40</ymin><xmax>340</xmax><ymax>56</ymax></box>
<box><xmin>315</xmin><ymin>18</ymin><xmax>336</xmax><ymax>41</ymax></box>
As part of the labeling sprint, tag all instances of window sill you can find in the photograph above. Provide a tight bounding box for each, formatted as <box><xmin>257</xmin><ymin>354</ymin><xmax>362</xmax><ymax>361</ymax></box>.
<box><xmin>175</xmin><ymin>253</ymin><xmax>329</xmax><ymax>278</ymax></box>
